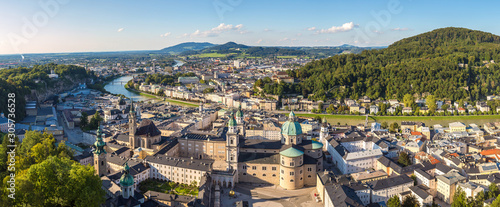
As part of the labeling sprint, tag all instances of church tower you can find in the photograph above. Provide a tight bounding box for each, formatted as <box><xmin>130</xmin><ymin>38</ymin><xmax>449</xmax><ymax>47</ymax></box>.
<box><xmin>235</xmin><ymin>105</ymin><xmax>244</xmax><ymax>124</ymax></box>
<box><xmin>320</xmin><ymin>117</ymin><xmax>328</xmax><ymax>142</ymax></box>
<box><xmin>226</xmin><ymin>113</ymin><xmax>239</xmax><ymax>181</ymax></box>
<box><xmin>129</xmin><ymin>101</ymin><xmax>137</xmax><ymax>149</ymax></box>
<box><xmin>281</xmin><ymin>111</ymin><xmax>303</xmax><ymax>145</ymax></box>
<box><xmin>120</xmin><ymin>163</ymin><xmax>135</xmax><ymax>199</ymax></box>
<box><xmin>93</xmin><ymin>124</ymin><xmax>107</xmax><ymax>177</ymax></box>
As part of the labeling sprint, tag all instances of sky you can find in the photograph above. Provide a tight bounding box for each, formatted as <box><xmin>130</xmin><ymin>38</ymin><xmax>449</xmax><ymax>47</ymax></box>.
<box><xmin>1</xmin><ymin>0</ymin><xmax>499</xmax><ymax>54</ymax></box>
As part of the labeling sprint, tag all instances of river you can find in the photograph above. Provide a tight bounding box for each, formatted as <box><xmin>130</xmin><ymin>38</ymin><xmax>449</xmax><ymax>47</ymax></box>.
<box><xmin>104</xmin><ymin>60</ymin><xmax>184</xmax><ymax>101</ymax></box>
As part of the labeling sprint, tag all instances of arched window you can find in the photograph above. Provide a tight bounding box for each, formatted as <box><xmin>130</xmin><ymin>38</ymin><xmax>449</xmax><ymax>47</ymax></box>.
<box><xmin>263</xmin><ymin>174</ymin><xmax>266</xmax><ymax>177</ymax></box>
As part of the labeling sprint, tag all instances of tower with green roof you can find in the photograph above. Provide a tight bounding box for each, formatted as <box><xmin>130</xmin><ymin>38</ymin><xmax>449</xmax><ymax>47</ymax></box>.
<box><xmin>226</xmin><ymin>112</ymin><xmax>239</xmax><ymax>180</ymax></box>
<box><xmin>281</xmin><ymin>111</ymin><xmax>303</xmax><ymax>145</ymax></box>
<box><xmin>94</xmin><ymin>124</ymin><xmax>107</xmax><ymax>177</ymax></box>
<box><xmin>119</xmin><ymin>163</ymin><xmax>135</xmax><ymax>199</ymax></box>
<box><xmin>235</xmin><ymin>105</ymin><xmax>244</xmax><ymax>125</ymax></box>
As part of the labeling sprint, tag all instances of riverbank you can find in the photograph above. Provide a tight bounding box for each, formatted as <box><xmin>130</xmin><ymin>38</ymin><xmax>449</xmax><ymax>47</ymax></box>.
<box><xmin>290</xmin><ymin>113</ymin><xmax>500</xmax><ymax>126</ymax></box>
<box><xmin>125</xmin><ymin>86</ymin><xmax>199</xmax><ymax>107</ymax></box>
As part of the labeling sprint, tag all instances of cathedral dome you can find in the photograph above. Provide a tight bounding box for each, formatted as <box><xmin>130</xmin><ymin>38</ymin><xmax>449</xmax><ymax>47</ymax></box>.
<box><xmin>280</xmin><ymin>147</ymin><xmax>304</xmax><ymax>158</ymax></box>
<box><xmin>281</xmin><ymin>111</ymin><xmax>302</xmax><ymax>136</ymax></box>
<box><xmin>311</xmin><ymin>140</ymin><xmax>323</xmax><ymax>150</ymax></box>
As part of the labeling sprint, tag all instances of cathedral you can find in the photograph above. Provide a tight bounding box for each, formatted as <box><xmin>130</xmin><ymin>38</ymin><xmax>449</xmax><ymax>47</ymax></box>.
<box><xmin>227</xmin><ymin>110</ymin><xmax>324</xmax><ymax>190</ymax></box>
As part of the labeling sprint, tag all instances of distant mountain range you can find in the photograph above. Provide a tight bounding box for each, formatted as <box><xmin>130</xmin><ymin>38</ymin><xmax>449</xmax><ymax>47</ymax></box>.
<box><xmin>159</xmin><ymin>41</ymin><xmax>385</xmax><ymax>58</ymax></box>
<box><xmin>159</xmin><ymin>42</ymin><xmax>216</xmax><ymax>54</ymax></box>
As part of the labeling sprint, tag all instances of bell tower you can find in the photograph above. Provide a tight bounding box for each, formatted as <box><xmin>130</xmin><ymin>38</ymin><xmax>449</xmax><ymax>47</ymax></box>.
<box><xmin>93</xmin><ymin>124</ymin><xmax>107</xmax><ymax>177</ymax></box>
<box><xmin>129</xmin><ymin>101</ymin><xmax>137</xmax><ymax>149</ymax></box>
<box><xmin>226</xmin><ymin>113</ymin><xmax>239</xmax><ymax>181</ymax></box>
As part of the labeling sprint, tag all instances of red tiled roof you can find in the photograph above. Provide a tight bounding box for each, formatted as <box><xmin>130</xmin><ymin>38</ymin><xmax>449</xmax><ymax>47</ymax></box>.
<box><xmin>411</xmin><ymin>132</ymin><xmax>422</xmax><ymax>136</ymax></box>
<box><xmin>481</xmin><ymin>149</ymin><xmax>500</xmax><ymax>156</ymax></box>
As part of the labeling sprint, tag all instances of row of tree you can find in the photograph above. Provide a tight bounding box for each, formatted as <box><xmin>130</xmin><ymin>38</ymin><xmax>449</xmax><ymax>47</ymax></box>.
<box><xmin>0</xmin><ymin>131</ymin><xmax>105</xmax><ymax>206</ymax></box>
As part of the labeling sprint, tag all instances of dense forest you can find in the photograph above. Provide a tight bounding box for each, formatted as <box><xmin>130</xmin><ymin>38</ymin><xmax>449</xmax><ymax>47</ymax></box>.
<box><xmin>0</xmin><ymin>131</ymin><xmax>105</xmax><ymax>206</ymax></box>
<box><xmin>286</xmin><ymin>27</ymin><xmax>500</xmax><ymax>101</ymax></box>
<box><xmin>0</xmin><ymin>64</ymin><xmax>94</xmax><ymax>121</ymax></box>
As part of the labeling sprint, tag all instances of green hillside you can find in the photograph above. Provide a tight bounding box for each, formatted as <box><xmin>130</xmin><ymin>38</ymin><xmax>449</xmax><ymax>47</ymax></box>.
<box><xmin>288</xmin><ymin>27</ymin><xmax>500</xmax><ymax>101</ymax></box>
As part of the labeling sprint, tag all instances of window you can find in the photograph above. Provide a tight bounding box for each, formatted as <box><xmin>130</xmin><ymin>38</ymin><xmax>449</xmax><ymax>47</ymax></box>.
<box><xmin>281</xmin><ymin>170</ymin><xmax>284</xmax><ymax>174</ymax></box>
<box><xmin>252</xmin><ymin>166</ymin><xmax>257</xmax><ymax>170</ymax></box>
<box><xmin>242</xmin><ymin>165</ymin><xmax>247</xmax><ymax>169</ymax></box>
<box><xmin>290</xmin><ymin>162</ymin><xmax>294</xmax><ymax>166</ymax></box>
<box><xmin>263</xmin><ymin>174</ymin><xmax>266</xmax><ymax>177</ymax></box>
<box><xmin>243</xmin><ymin>173</ymin><xmax>246</xmax><ymax>175</ymax></box>
<box><xmin>272</xmin><ymin>167</ymin><xmax>277</xmax><ymax>171</ymax></box>
<box><xmin>308</xmin><ymin>175</ymin><xmax>311</xmax><ymax>178</ymax></box>
<box><xmin>300</xmin><ymin>170</ymin><xmax>302</xmax><ymax>174</ymax></box>
<box><xmin>272</xmin><ymin>174</ymin><xmax>276</xmax><ymax>177</ymax></box>
<box><xmin>307</xmin><ymin>168</ymin><xmax>312</xmax><ymax>171</ymax></box>
<box><xmin>290</xmin><ymin>172</ymin><xmax>294</xmax><ymax>176</ymax></box>
<box><xmin>262</xmin><ymin>167</ymin><xmax>267</xmax><ymax>171</ymax></box>
<box><xmin>290</xmin><ymin>179</ymin><xmax>294</xmax><ymax>182</ymax></box>
<box><xmin>252</xmin><ymin>173</ymin><xmax>256</xmax><ymax>176</ymax></box>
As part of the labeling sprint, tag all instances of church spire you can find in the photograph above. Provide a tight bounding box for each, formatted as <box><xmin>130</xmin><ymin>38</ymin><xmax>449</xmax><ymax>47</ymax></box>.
<box><xmin>94</xmin><ymin>123</ymin><xmax>106</xmax><ymax>155</ymax></box>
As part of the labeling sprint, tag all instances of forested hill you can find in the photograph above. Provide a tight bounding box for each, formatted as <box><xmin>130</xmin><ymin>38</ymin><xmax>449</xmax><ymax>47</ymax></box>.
<box><xmin>0</xmin><ymin>64</ymin><xmax>94</xmax><ymax>121</ymax></box>
<box><xmin>288</xmin><ymin>27</ymin><xmax>500</xmax><ymax>101</ymax></box>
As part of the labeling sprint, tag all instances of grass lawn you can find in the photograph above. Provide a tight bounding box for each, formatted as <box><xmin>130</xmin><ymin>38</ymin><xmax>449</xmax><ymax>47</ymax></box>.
<box><xmin>292</xmin><ymin>113</ymin><xmax>500</xmax><ymax>126</ymax></box>
<box><xmin>192</xmin><ymin>53</ymin><xmax>227</xmax><ymax>58</ymax></box>
<box><xmin>277</xmin><ymin>55</ymin><xmax>297</xmax><ymax>58</ymax></box>
<box><xmin>164</xmin><ymin>98</ymin><xmax>199</xmax><ymax>107</ymax></box>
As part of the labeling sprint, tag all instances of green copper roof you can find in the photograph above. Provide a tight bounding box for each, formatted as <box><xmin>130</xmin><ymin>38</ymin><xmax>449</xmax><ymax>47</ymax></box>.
<box><xmin>281</xmin><ymin>120</ymin><xmax>302</xmax><ymax>136</ymax></box>
<box><xmin>311</xmin><ymin>141</ymin><xmax>323</xmax><ymax>150</ymax></box>
<box><xmin>236</xmin><ymin>105</ymin><xmax>243</xmax><ymax>117</ymax></box>
<box><xmin>280</xmin><ymin>147</ymin><xmax>304</xmax><ymax>158</ymax></box>
<box><xmin>120</xmin><ymin>163</ymin><xmax>134</xmax><ymax>187</ymax></box>
<box><xmin>289</xmin><ymin>111</ymin><xmax>295</xmax><ymax>119</ymax></box>
<box><xmin>228</xmin><ymin>113</ymin><xmax>237</xmax><ymax>127</ymax></box>
<box><xmin>94</xmin><ymin>125</ymin><xmax>106</xmax><ymax>155</ymax></box>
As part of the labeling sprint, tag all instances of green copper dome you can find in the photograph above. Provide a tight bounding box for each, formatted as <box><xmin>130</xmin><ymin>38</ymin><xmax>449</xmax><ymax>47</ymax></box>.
<box><xmin>94</xmin><ymin>125</ymin><xmax>106</xmax><ymax>155</ymax></box>
<box><xmin>281</xmin><ymin>121</ymin><xmax>302</xmax><ymax>136</ymax></box>
<box><xmin>228</xmin><ymin>113</ymin><xmax>237</xmax><ymax>127</ymax></box>
<box><xmin>311</xmin><ymin>141</ymin><xmax>323</xmax><ymax>150</ymax></box>
<box><xmin>280</xmin><ymin>147</ymin><xmax>304</xmax><ymax>158</ymax></box>
<box><xmin>120</xmin><ymin>163</ymin><xmax>134</xmax><ymax>187</ymax></box>
<box><xmin>281</xmin><ymin>111</ymin><xmax>302</xmax><ymax>136</ymax></box>
<box><xmin>236</xmin><ymin>105</ymin><xmax>243</xmax><ymax>118</ymax></box>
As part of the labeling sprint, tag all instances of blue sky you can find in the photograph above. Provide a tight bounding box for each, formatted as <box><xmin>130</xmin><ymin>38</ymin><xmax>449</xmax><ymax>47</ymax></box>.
<box><xmin>0</xmin><ymin>0</ymin><xmax>499</xmax><ymax>54</ymax></box>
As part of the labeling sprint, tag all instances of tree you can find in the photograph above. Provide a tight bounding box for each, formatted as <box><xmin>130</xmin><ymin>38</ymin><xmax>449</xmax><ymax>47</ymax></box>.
<box><xmin>13</xmin><ymin>156</ymin><xmax>105</xmax><ymax>207</ymax></box>
<box><xmin>381</xmin><ymin>122</ymin><xmax>389</xmax><ymax>129</ymax></box>
<box><xmin>442</xmin><ymin>104</ymin><xmax>450</xmax><ymax>111</ymax></box>
<box><xmin>452</xmin><ymin>187</ymin><xmax>467</xmax><ymax>207</ymax></box>
<box><xmin>318</xmin><ymin>102</ymin><xmax>324</xmax><ymax>112</ymax></box>
<box><xmin>491</xmin><ymin>194</ymin><xmax>500</xmax><ymax>207</ymax></box>
<box><xmin>390</xmin><ymin>122</ymin><xmax>400</xmax><ymax>133</ymax></box>
<box><xmin>403</xmin><ymin>94</ymin><xmax>414</xmax><ymax>107</ymax></box>
<box><xmin>410</xmin><ymin>174</ymin><xmax>418</xmax><ymax>186</ymax></box>
<box><xmin>387</xmin><ymin>195</ymin><xmax>401</xmax><ymax>207</ymax></box>
<box><xmin>489</xmin><ymin>182</ymin><xmax>500</xmax><ymax>199</ymax></box>
<box><xmin>402</xmin><ymin>195</ymin><xmax>419</xmax><ymax>207</ymax></box>
<box><xmin>80</xmin><ymin>111</ymin><xmax>88</xmax><ymax>129</ymax></box>
<box><xmin>398</xmin><ymin>151</ymin><xmax>412</xmax><ymax>167</ymax></box>
<box><xmin>426</xmin><ymin>95</ymin><xmax>437</xmax><ymax>112</ymax></box>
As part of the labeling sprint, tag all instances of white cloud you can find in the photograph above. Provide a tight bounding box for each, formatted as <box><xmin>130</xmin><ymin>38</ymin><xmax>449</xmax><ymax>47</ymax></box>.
<box><xmin>263</xmin><ymin>28</ymin><xmax>272</xmax><ymax>32</ymax></box>
<box><xmin>117</xmin><ymin>28</ymin><xmax>124</xmax><ymax>32</ymax></box>
<box><xmin>307</xmin><ymin>27</ymin><xmax>316</xmax><ymax>31</ymax></box>
<box><xmin>316</xmin><ymin>22</ymin><xmax>358</xmax><ymax>34</ymax></box>
<box><xmin>373</xmin><ymin>30</ymin><xmax>383</xmax><ymax>34</ymax></box>
<box><xmin>160</xmin><ymin>32</ymin><xmax>171</xmax><ymax>37</ymax></box>
<box><xmin>391</xmin><ymin>27</ymin><xmax>410</xmax><ymax>31</ymax></box>
<box><xmin>186</xmin><ymin>23</ymin><xmax>244</xmax><ymax>37</ymax></box>
<box><xmin>256</xmin><ymin>39</ymin><xmax>263</xmax><ymax>44</ymax></box>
